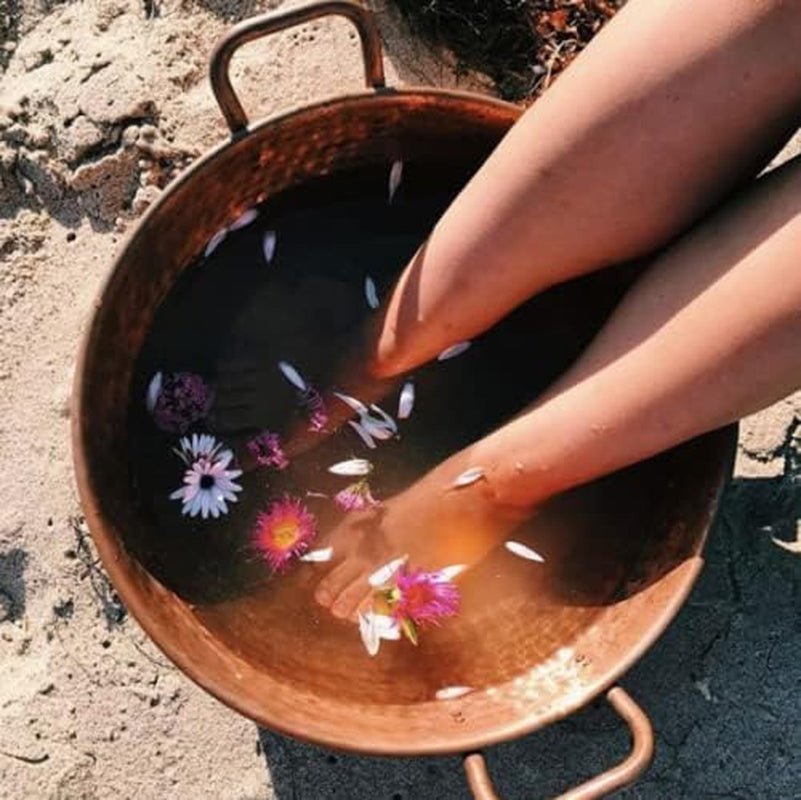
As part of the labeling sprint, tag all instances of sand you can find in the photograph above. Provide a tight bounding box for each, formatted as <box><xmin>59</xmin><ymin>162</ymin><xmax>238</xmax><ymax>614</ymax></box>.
<box><xmin>1</xmin><ymin>0</ymin><xmax>799</xmax><ymax>797</ymax></box>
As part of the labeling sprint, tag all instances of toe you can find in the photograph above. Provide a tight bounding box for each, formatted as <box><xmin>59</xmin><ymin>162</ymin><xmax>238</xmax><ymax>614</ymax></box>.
<box><xmin>315</xmin><ymin>559</ymin><xmax>363</xmax><ymax>608</ymax></box>
<box><xmin>330</xmin><ymin>575</ymin><xmax>372</xmax><ymax>621</ymax></box>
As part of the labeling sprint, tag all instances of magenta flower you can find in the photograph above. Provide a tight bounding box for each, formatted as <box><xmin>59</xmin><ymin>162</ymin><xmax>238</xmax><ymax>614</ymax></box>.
<box><xmin>252</xmin><ymin>496</ymin><xmax>317</xmax><ymax>573</ymax></box>
<box><xmin>301</xmin><ymin>386</ymin><xmax>328</xmax><ymax>432</ymax></box>
<box><xmin>247</xmin><ymin>431</ymin><xmax>289</xmax><ymax>470</ymax></box>
<box><xmin>149</xmin><ymin>372</ymin><xmax>213</xmax><ymax>434</ymax></box>
<box><xmin>391</xmin><ymin>565</ymin><xmax>460</xmax><ymax>628</ymax></box>
<box><xmin>334</xmin><ymin>479</ymin><xmax>379</xmax><ymax>511</ymax></box>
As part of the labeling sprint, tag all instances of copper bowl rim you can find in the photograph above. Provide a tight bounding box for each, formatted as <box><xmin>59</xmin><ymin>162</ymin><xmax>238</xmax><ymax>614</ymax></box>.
<box><xmin>72</xmin><ymin>86</ymin><xmax>737</xmax><ymax>755</ymax></box>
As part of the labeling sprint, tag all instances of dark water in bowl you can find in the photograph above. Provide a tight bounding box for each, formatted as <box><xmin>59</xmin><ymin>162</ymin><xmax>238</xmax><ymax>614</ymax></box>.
<box><xmin>128</xmin><ymin>160</ymin><xmax>688</xmax><ymax>704</ymax></box>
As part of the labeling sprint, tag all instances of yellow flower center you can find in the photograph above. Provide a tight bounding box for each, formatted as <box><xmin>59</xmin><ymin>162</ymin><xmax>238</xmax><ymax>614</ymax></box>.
<box><xmin>272</xmin><ymin>519</ymin><xmax>300</xmax><ymax>550</ymax></box>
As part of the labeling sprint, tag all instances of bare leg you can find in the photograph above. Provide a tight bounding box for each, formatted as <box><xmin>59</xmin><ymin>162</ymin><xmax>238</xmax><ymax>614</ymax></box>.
<box><xmin>479</xmin><ymin>154</ymin><xmax>801</xmax><ymax>509</ymax></box>
<box><xmin>315</xmin><ymin>154</ymin><xmax>801</xmax><ymax>618</ymax></box>
<box><xmin>371</xmin><ymin>0</ymin><xmax>801</xmax><ymax>377</ymax></box>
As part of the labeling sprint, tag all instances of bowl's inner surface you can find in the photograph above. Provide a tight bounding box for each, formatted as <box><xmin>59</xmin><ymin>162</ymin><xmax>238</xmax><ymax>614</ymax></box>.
<box><xmin>124</xmin><ymin>157</ymin><xmax>718</xmax><ymax>707</ymax></box>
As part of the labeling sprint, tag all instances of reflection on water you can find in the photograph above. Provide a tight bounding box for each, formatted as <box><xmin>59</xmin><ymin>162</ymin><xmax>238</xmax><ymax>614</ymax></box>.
<box><xmin>127</xmin><ymin>162</ymin><xmax>701</xmax><ymax>704</ymax></box>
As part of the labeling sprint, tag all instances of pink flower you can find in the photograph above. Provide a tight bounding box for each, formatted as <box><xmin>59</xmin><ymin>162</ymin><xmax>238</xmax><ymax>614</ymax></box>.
<box><xmin>390</xmin><ymin>565</ymin><xmax>460</xmax><ymax>628</ymax></box>
<box><xmin>151</xmin><ymin>372</ymin><xmax>213</xmax><ymax>434</ymax></box>
<box><xmin>252</xmin><ymin>496</ymin><xmax>317</xmax><ymax>573</ymax></box>
<box><xmin>334</xmin><ymin>479</ymin><xmax>379</xmax><ymax>511</ymax></box>
<box><xmin>301</xmin><ymin>387</ymin><xmax>328</xmax><ymax>432</ymax></box>
<box><xmin>247</xmin><ymin>431</ymin><xmax>289</xmax><ymax>470</ymax></box>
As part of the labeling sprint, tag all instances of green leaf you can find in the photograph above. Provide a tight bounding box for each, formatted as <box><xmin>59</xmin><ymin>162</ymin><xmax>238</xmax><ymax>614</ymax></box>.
<box><xmin>400</xmin><ymin>617</ymin><xmax>418</xmax><ymax>646</ymax></box>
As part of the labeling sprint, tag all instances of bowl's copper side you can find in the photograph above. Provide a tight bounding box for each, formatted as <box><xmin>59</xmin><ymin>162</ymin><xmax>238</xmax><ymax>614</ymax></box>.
<box><xmin>72</xmin><ymin>89</ymin><xmax>736</xmax><ymax>755</ymax></box>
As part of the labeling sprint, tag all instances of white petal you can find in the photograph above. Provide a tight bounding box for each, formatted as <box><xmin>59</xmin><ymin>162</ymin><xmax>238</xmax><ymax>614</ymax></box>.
<box><xmin>373</xmin><ymin>614</ymin><xmax>401</xmax><ymax>641</ymax></box>
<box><xmin>452</xmin><ymin>467</ymin><xmax>485</xmax><ymax>488</ymax></box>
<box><xmin>434</xmin><ymin>564</ymin><xmax>467</xmax><ymax>582</ymax></box>
<box><xmin>348</xmin><ymin>420</ymin><xmax>376</xmax><ymax>449</ymax></box>
<box><xmin>229</xmin><ymin>208</ymin><xmax>258</xmax><ymax>230</ymax></box>
<box><xmin>361</xmin><ymin>416</ymin><xmax>393</xmax><ymax>441</ymax></box>
<box><xmin>388</xmin><ymin>159</ymin><xmax>403</xmax><ymax>204</ymax></box>
<box><xmin>300</xmin><ymin>547</ymin><xmax>334</xmax><ymax>563</ymax></box>
<box><xmin>328</xmin><ymin>458</ymin><xmax>373</xmax><ymax>477</ymax></box>
<box><xmin>369</xmin><ymin>404</ymin><xmax>397</xmax><ymax>434</ymax></box>
<box><xmin>262</xmin><ymin>230</ymin><xmax>277</xmax><ymax>263</ymax></box>
<box><xmin>435</xmin><ymin>686</ymin><xmax>473</xmax><ymax>701</ymax></box>
<box><xmin>504</xmin><ymin>540</ymin><xmax>545</xmax><ymax>563</ymax></box>
<box><xmin>169</xmin><ymin>486</ymin><xmax>187</xmax><ymax>501</ymax></box>
<box><xmin>368</xmin><ymin>555</ymin><xmax>408</xmax><ymax>588</ymax></box>
<box><xmin>397</xmin><ymin>381</ymin><xmax>414</xmax><ymax>420</ymax></box>
<box><xmin>364</xmin><ymin>275</ymin><xmax>380</xmax><ymax>310</ymax></box>
<box><xmin>145</xmin><ymin>372</ymin><xmax>162</xmax><ymax>413</ymax></box>
<box><xmin>200</xmin><ymin>492</ymin><xmax>211</xmax><ymax>519</ymax></box>
<box><xmin>437</xmin><ymin>341</ymin><xmax>472</xmax><ymax>361</ymax></box>
<box><xmin>278</xmin><ymin>360</ymin><xmax>307</xmax><ymax>391</ymax></box>
<box><xmin>215</xmin><ymin>450</ymin><xmax>234</xmax><ymax>470</ymax></box>
<box><xmin>358</xmin><ymin>612</ymin><xmax>380</xmax><ymax>657</ymax></box>
<box><xmin>334</xmin><ymin>391</ymin><xmax>369</xmax><ymax>415</ymax></box>
<box><xmin>204</xmin><ymin>227</ymin><xmax>227</xmax><ymax>257</ymax></box>
<box><xmin>306</xmin><ymin>491</ymin><xmax>329</xmax><ymax>499</ymax></box>
<box><xmin>189</xmin><ymin>492</ymin><xmax>203</xmax><ymax>517</ymax></box>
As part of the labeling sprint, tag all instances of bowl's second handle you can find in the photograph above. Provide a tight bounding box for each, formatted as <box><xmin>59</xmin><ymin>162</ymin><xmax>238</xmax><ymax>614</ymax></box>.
<box><xmin>209</xmin><ymin>0</ymin><xmax>386</xmax><ymax>136</ymax></box>
<box><xmin>464</xmin><ymin>687</ymin><xmax>654</xmax><ymax>800</ymax></box>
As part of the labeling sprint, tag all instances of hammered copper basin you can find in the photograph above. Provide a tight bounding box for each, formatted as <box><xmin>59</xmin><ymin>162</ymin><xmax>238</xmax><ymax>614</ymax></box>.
<box><xmin>72</xmin><ymin>3</ymin><xmax>736</xmax><ymax>798</ymax></box>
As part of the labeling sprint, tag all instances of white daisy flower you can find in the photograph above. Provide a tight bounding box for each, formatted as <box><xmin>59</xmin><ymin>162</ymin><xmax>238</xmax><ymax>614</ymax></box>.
<box><xmin>169</xmin><ymin>444</ymin><xmax>243</xmax><ymax>520</ymax></box>
<box><xmin>172</xmin><ymin>433</ymin><xmax>222</xmax><ymax>465</ymax></box>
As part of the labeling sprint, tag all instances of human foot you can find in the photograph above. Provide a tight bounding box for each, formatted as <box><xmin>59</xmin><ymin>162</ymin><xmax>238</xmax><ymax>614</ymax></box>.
<box><xmin>312</xmin><ymin>451</ymin><xmax>531</xmax><ymax>620</ymax></box>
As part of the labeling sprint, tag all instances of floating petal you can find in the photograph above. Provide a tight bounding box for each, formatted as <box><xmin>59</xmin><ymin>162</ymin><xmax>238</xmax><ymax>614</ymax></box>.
<box><xmin>388</xmin><ymin>159</ymin><xmax>403</xmax><ymax>204</ymax></box>
<box><xmin>504</xmin><ymin>540</ymin><xmax>545</xmax><ymax>563</ymax></box>
<box><xmin>435</xmin><ymin>686</ymin><xmax>473</xmax><ymax>701</ymax></box>
<box><xmin>374</xmin><ymin>613</ymin><xmax>401</xmax><ymax>640</ymax></box>
<box><xmin>348</xmin><ymin>420</ymin><xmax>376</xmax><ymax>449</ymax></box>
<box><xmin>328</xmin><ymin>458</ymin><xmax>373</xmax><ymax>477</ymax></box>
<box><xmin>364</xmin><ymin>275</ymin><xmax>380</xmax><ymax>310</ymax></box>
<box><xmin>334</xmin><ymin>391</ymin><xmax>369</xmax><ymax>415</ymax></box>
<box><xmin>262</xmin><ymin>230</ymin><xmax>277</xmax><ymax>264</ymax></box>
<box><xmin>229</xmin><ymin>208</ymin><xmax>258</xmax><ymax>230</ymax></box>
<box><xmin>204</xmin><ymin>227</ymin><xmax>227</xmax><ymax>257</ymax></box>
<box><xmin>771</xmin><ymin>536</ymin><xmax>801</xmax><ymax>554</ymax></box>
<box><xmin>452</xmin><ymin>467</ymin><xmax>485</xmax><ymax>488</ymax></box>
<box><xmin>361</xmin><ymin>416</ymin><xmax>394</xmax><ymax>441</ymax></box>
<box><xmin>437</xmin><ymin>341</ymin><xmax>472</xmax><ymax>361</ymax></box>
<box><xmin>358</xmin><ymin>611</ymin><xmax>380</xmax><ymax>657</ymax></box>
<box><xmin>368</xmin><ymin>554</ymin><xmax>408</xmax><ymax>588</ymax></box>
<box><xmin>369</xmin><ymin>404</ymin><xmax>397</xmax><ymax>434</ymax></box>
<box><xmin>278</xmin><ymin>360</ymin><xmax>307</xmax><ymax>392</ymax></box>
<box><xmin>145</xmin><ymin>371</ymin><xmax>162</xmax><ymax>413</ymax></box>
<box><xmin>300</xmin><ymin>547</ymin><xmax>333</xmax><ymax>563</ymax></box>
<box><xmin>398</xmin><ymin>381</ymin><xmax>414</xmax><ymax>420</ymax></box>
<box><xmin>434</xmin><ymin>564</ymin><xmax>467</xmax><ymax>582</ymax></box>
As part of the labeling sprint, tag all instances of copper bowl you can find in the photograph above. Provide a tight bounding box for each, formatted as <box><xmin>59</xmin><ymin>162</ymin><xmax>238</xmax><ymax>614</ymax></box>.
<box><xmin>72</xmin><ymin>3</ymin><xmax>737</xmax><ymax>797</ymax></box>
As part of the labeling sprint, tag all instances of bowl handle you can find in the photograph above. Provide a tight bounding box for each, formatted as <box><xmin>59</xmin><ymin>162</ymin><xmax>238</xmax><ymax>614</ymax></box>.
<box><xmin>209</xmin><ymin>0</ymin><xmax>386</xmax><ymax>136</ymax></box>
<box><xmin>463</xmin><ymin>686</ymin><xmax>654</xmax><ymax>800</ymax></box>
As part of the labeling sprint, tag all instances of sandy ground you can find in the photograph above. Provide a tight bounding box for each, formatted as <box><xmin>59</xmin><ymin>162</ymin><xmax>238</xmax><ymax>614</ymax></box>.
<box><xmin>1</xmin><ymin>1</ymin><xmax>800</xmax><ymax>797</ymax></box>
